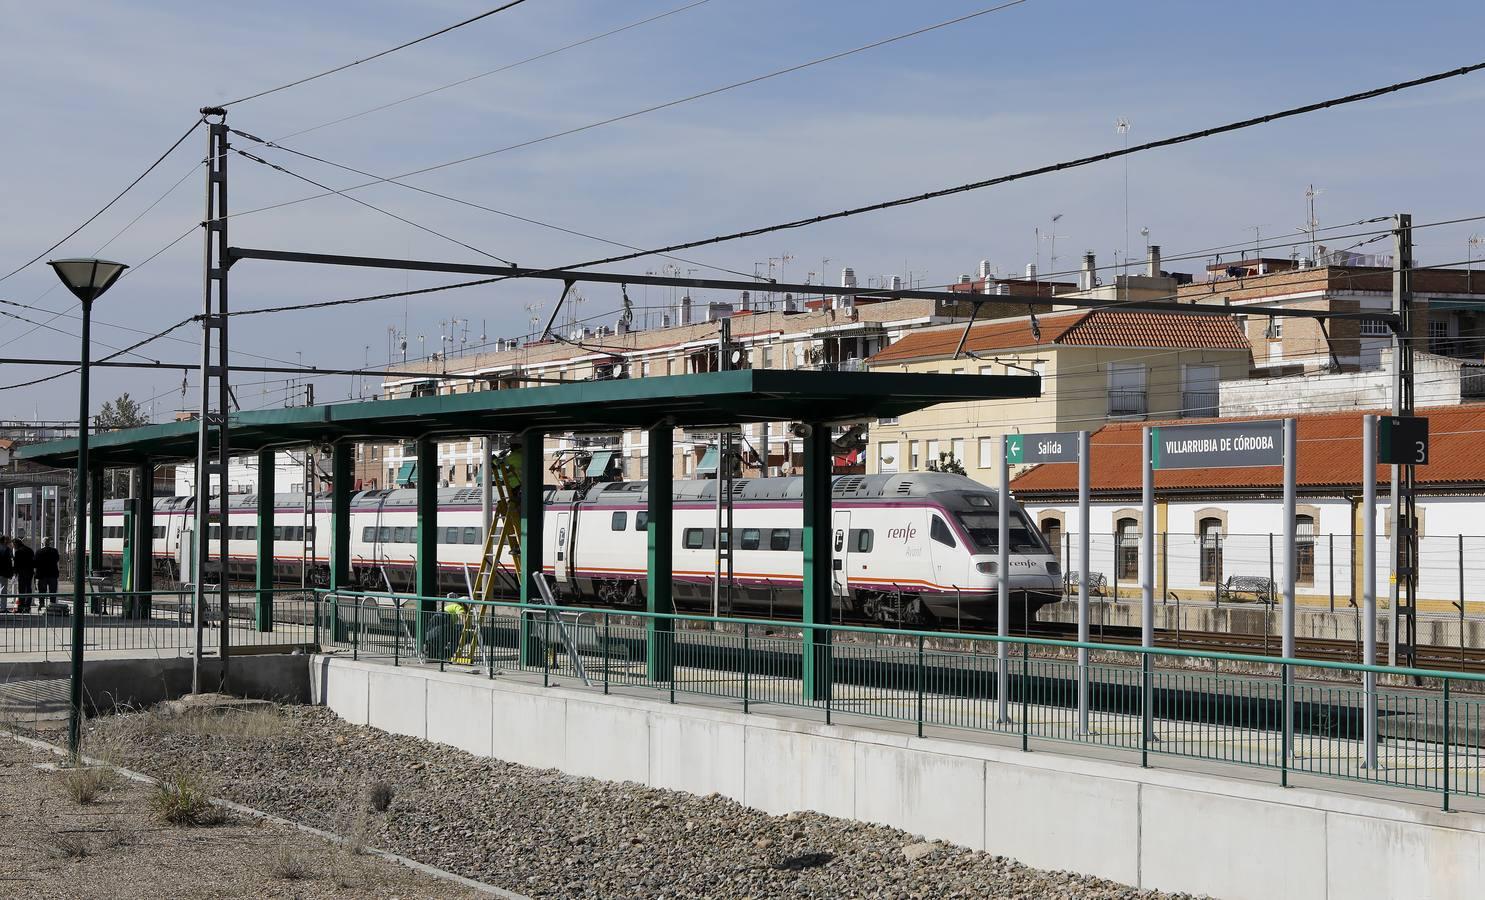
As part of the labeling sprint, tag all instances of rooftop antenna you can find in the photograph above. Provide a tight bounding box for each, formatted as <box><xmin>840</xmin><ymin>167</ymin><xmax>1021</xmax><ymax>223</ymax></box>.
<box><xmin>1140</xmin><ymin>226</ymin><xmax>1151</xmax><ymax>256</ymax></box>
<box><xmin>1046</xmin><ymin>214</ymin><xmax>1062</xmax><ymax>276</ymax></box>
<box><xmin>1469</xmin><ymin>234</ymin><xmax>1483</xmax><ymax>292</ymax></box>
<box><xmin>1305</xmin><ymin>184</ymin><xmax>1324</xmax><ymax>262</ymax></box>
<box><xmin>1116</xmin><ymin>118</ymin><xmax>1131</xmax><ymax>275</ymax></box>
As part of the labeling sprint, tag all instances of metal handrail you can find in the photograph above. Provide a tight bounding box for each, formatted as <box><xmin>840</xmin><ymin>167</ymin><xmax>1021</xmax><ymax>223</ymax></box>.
<box><xmin>313</xmin><ymin>588</ymin><xmax>1485</xmax><ymax>684</ymax></box>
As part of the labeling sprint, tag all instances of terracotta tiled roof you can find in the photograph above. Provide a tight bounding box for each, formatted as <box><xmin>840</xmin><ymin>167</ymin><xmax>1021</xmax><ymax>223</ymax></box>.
<box><xmin>867</xmin><ymin>310</ymin><xmax>1247</xmax><ymax>364</ymax></box>
<box><xmin>1010</xmin><ymin>405</ymin><xmax>1485</xmax><ymax>496</ymax></box>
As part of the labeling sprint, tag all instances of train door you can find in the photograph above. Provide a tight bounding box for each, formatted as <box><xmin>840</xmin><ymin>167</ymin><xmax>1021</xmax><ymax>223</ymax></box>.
<box><xmin>554</xmin><ymin>511</ymin><xmax>572</xmax><ymax>585</ymax></box>
<box><xmin>831</xmin><ymin>510</ymin><xmax>851</xmax><ymax>602</ymax></box>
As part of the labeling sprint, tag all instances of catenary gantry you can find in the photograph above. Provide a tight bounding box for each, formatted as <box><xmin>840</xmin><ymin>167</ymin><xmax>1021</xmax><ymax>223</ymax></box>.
<box><xmin>18</xmin><ymin>368</ymin><xmax>1038</xmax><ymax>696</ymax></box>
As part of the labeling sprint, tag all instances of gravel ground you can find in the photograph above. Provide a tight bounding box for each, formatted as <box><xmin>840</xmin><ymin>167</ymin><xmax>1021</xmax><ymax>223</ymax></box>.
<box><xmin>83</xmin><ymin>701</ymin><xmax>1198</xmax><ymax>899</ymax></box>
<box><xmin>0</xmin><ymin>735</ymin><xmax>486</xmax><ymax>899</ymax></box>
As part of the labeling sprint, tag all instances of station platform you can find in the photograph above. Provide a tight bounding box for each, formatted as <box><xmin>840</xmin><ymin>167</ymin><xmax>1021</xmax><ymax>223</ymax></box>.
<box><xmin>310</xmin><ymin>648</ymin><xmax>1485</xmax><ymax>900</ymax></box>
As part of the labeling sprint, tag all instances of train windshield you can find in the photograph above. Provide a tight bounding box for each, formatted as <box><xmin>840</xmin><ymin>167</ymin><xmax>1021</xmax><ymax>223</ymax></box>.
<box><xmin>955</xmin><ymin>511</ymin><xmax>1046</xmax><ymax>553</ymax></box>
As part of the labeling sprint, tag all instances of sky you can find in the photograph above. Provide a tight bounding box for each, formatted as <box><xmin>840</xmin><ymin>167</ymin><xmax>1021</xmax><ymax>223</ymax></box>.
<box><xmin>1</xmin><ymin>0</ymin><xmax>1484</xmax><ymax>420</ymax></box>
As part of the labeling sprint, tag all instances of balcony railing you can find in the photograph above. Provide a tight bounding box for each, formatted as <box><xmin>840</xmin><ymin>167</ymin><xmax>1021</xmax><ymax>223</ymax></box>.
<box><xmin>1182</xmin><ymin>390</ymin><xmax>1219</xmax><ymax>418</ymax></box>
<box><xmin>1107</xmin><ymin>389</ymin><xmax>1147</xmax><ymax>417</ymax></box>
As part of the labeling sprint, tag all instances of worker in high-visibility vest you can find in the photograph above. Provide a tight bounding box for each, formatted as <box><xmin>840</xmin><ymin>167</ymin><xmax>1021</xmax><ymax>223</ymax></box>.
<box><xmin>501</xmin><ymin>439</ymin><xmax>523</xmax><ymax>506</ymax></box>
<box><xmin>428</xmin><ymin>598</ymin><xmax>466</xmax><ymax>661</ymax></box>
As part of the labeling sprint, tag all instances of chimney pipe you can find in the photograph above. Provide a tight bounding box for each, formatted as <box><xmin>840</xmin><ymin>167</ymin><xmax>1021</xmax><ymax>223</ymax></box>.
<box><xmin>1025</xmin><ymin>263</ymin><xmax>1037</xmax><ymax>280</ymax></box>
<box><xmin>1080</xmin><ymin>252</ymin><xmax>1097</xmax><ymax>291</ymax></box>
<box><xmin>1146</xmin><ymin>244</ymin><xmax>1162</xmax><ymax>278</ymax></box>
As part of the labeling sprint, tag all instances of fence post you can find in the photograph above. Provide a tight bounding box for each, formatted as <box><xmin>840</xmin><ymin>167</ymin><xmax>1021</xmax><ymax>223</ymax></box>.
<box><xmin>1140</xmin><ymin>653</ymin><xmax>1151</xmax><ymax>768</ymax></box>
<box><xmin>1281</xmin><ymin>662</ymin><xmax>1291</xmax><ymax>788</ymax></box>
<box><xmin>352</xmin><ymin>596</ymin><xmax>359</xmax><ymax>662</ymax></box>
<box><xmin>1329</xmin><ymin>534</ymin><xmax>1335</xmax><ymax>614</ymax></box>
<box><xmin>1443</xmin><ymin>678</ymin><xmax>1452</xmax><ymax>812</ymax></box>
<box><xmin>916</xmin><ymin>634</ymin><xmax>925</xmax><ymax>739</ymax></box>
<box><xmin>603</xmin><ymin>612</ymin><xmax>610</xmax><ymax>695</ymax></box>
<box><xmin>392</xmin><ymin>600</ymin><xmax>399</xmax><ymax>667</ymax></box>
<box><xmin>743</xmin><ymin>622</ymin><xmax>750</xmax><ymax>715</ymax></box>
<box><xmin>544</xmin><ymin>610</ymin><xmax>552</xmax><ymax>689</ymax></box>
<box><xmin>1020</xmin><ymin>641</ymin><xmax>1029</xmax><ymax>753</ymax></box>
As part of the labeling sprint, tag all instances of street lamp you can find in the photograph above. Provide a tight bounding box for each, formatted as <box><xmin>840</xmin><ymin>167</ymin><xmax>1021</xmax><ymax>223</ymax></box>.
<box><xmin>47</xmin><ymin>257</ymin><xmax>128</xmax><ymax>757</ymax></box>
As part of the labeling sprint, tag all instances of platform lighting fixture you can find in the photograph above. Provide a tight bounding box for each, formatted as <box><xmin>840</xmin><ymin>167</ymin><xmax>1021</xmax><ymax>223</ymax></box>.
<box><xmin>46</xmin><ymin>257</ymin><xmax>128</xmax><ymax>757</ymax></box>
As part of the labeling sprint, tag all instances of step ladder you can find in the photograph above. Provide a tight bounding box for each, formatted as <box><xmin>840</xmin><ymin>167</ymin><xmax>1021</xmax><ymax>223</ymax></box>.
<box><xmin>452</xmin><ymin>456</ymin><xmax>522</xmax><ymax>665</ymax></box>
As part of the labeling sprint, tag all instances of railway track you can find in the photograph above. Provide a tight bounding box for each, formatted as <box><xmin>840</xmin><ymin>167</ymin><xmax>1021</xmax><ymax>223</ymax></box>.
<box><xmin>1024</xmin><ymin>621</ymin><xmax>1485</xmax><ymax>674</ymax></box>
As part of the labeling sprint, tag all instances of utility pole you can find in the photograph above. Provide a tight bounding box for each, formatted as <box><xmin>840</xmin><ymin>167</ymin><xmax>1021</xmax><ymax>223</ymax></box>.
<box><xmin>194</xmin><ymin>108</ymin><xmax>232</xmax><ymax>693</ymax></box>
<box><xmin>713</xmin><ymin>319</ymin><xmax>734</xmax><ymax>618</ymax></box>
<box><xmin>1388</xmin><ymin>213</ymin><xmax>1416</xmax><ymax>667</ymax></box>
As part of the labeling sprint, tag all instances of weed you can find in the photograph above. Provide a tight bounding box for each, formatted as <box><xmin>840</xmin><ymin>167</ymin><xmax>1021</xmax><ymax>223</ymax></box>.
<box><xmin>52</xmin><ymin>833</ymin><xmax>91</xmax><ymax>860</ymax></box>
<box><xmin>150</xmin><ymin>770</ymin><xmax>225</xmax><ymax>827</ymax></box>
<box><xmin>368</xmin><ymin>780</ymin><xmax>395</xmax><ymax>813</ymax></box>
<box><xmin>57</xmin><ymin>766</ymin><xmax>119</xmax><ymax>805</ymax></box>
<box><xmin>269</xmin><ymin>847</ymin><xmax>316</xmax><ymax>881</ymax></box>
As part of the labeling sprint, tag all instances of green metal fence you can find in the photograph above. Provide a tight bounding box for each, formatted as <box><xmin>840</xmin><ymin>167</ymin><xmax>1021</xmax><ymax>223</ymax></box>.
<box><xmin>322</xmin><ymin>589</ymin><xmax>1485</xmax><ymax>810</ymax></box>
<box><xmin>0</xmin><ymin>588</ymin><xmax>319</xmax><ymax>657</ymax></box>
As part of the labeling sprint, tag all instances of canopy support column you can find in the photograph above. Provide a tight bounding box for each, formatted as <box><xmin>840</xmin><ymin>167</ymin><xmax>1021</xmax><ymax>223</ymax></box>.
<box><xmin>519</xmin><ymin>428</ymin><xmax>545</xmax><ymax>667</ymax></box>
<box><xmin>131</xmin><ymin>462</ymin><xmax>154</xmax><ymax>619</ymax></box>
<box><xmin>415</xmin><ymin>437</ymin><xmax>439</xmax><ymax>644</ymax></box>
<box><xmin>801</xmin><ymin>422</ymin><xmax>832</xmax><ymax>702</ymax></box>
<box><xmin>329</xmin><ymin>442</ymin><xmax>353</xmax><ymax>643</ymax></box>
<box><xmin>255</xmin><ymin>450</ymin><xmax>274</xmax><ymax>631</ymax></box>
<box><xmin>647</xmin><ymin>422</ymin><xmax>674</xmax><ymax>682</ymax></box>
<box><xmin>87</xmin><ymin>467</ymin><xmax>104</xmax><ymax>578</ymax></box>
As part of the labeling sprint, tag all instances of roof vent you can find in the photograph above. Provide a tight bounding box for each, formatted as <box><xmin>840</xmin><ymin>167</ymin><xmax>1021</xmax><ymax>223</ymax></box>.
<box><xmin>895</xmin><ymin>479</ymin><xmax>915</xmax><ymax>495</ymax></box>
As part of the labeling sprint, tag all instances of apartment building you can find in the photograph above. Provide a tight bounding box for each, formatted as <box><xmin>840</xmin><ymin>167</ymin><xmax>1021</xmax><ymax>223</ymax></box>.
<box><xmin>862</xmin><ymin>307</ymin><xmax>1251</xmax><ymax>484</ymax></box>
<box><xmin>370</xmin><ymin>287</ymin><xmax>1015</xmax><ymax>488</ymax></box>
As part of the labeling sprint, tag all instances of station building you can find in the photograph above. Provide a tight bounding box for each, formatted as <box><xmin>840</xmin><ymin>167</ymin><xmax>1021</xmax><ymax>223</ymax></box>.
<box><xmin>1007</xmin><ymin>404</ymin><xmax>1485</xmax><ymax>612</ymax></box>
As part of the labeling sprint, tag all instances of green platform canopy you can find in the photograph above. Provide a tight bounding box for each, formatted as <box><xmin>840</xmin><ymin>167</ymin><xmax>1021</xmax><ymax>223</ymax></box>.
<box><xmin>17</xmin><ymin>369</ymin><xmax>1037</xmax><ymax>467</ymax></box>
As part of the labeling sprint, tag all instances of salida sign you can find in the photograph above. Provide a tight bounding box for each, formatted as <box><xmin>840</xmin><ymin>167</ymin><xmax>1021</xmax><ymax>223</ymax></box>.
<box><xmin>1150</xmin><ymin>420</ymin><xmax>1285</xmax><ymax>470</ymax></box>
<box><xmin>1005</xmin><ymin>431</ymin><xmax>1079</xmax><ymax>464</ymax></box>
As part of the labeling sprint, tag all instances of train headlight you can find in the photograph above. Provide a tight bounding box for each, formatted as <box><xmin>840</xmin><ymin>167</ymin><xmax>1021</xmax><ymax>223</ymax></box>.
<box><xmin>976</xmin><ymin>561</ymin><xmax>997</xmax><ymax>574</ymax></box>
<box><xmin>1046</xmin><ymin>561</ymin><xmax>1060</xmax><ymax>579</ymax></box>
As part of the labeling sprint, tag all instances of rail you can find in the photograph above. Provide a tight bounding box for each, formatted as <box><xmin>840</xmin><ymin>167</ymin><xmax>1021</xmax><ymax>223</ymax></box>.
<box><xmin>319</xmin><ymin>589</ymin><xmax>1485</xmax><ymax>811</ymax></box>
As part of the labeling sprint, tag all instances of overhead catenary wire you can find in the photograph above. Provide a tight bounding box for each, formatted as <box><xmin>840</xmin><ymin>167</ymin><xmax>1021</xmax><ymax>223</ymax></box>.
<box><xmin>231</xmin><ymin>129</ymin><xmax>757</xmax><ymax>279</ymax></box>
<box><xmin>278</xmin><ymin>0</ymin><xmax>716</xmax><ymax>140</ymax></box>
<box><xmin>0</xmin><ymin>117</ymin><xmax>204</xmax><ymax>285</ymax></box>
<box><xmin>0</xmin><ymin>315</ymin><xmax>199</xmax><ymax>392</ymax></box>
<box><xmin>231</xmin><ymin>148</ymin><xmax>516</xmax><ymax>265</ymax></box>
<box><xmin>221</xmin><ymin>0</ymin><xmax>1035</xmax><ymax>224</ymax></box>
<box><xmin>218</xmin><ymin>0</ymin><xmax>532</xmax><ymax>107</ymax></box>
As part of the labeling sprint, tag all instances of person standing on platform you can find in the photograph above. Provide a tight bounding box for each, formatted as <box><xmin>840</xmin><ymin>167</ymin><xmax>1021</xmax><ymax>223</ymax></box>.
<box><xmin>12</xmin><ymin>536</ymin><xmax>34</xmax><ymax>612</ymax></box>
<box><xmin>0</xmin><ymin>535</ymin><xmax>12</xmax><ymax>611</ymax></box>
<box><xmin>34</xmin><ymin>537</ymin><xmax>60</xmax><ymax>607</ymax></box>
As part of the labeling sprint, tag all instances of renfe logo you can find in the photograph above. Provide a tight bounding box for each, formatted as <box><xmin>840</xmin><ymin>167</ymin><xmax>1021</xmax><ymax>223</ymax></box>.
<box><xmin>887</xmin><ymin>526</ymin><xmax>918</xmax><ymax>543</ymax></box>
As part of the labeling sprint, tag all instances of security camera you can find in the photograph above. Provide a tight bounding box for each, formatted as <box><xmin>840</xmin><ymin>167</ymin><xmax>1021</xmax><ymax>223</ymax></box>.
<box><xmin>789</xmin><ymin>422</ymin><xmax>813</xmax><ymax>439</ymax></box>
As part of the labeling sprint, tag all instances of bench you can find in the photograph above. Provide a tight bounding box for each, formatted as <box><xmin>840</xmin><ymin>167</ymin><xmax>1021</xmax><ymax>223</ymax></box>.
<box><xmin>1218</xmin><ymin>575</ymin><xmax>1274</xmax><ymax>605</ymax></box>
<box><xmin>1064</xmin><ymin>572</ymin><xmax>1108</xmax><ymax>599</ymax></box>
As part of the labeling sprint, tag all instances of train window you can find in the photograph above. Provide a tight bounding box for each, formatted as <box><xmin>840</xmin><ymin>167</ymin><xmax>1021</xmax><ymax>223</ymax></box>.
<box><xmin>442</xmin><ymin>527</ymin><xmax>459</xmax><ymax>544</ymax></box>
<box><xmin>152</xmin><ymin>526</ymin><xmax>166</xmax><ymax>539</ymax></box>
<box><xmin>288</xmin><ymin>526</ymin><xmax>304</xmax><ymax>542</ymax></box>
<box><xmin>965</xmin><ymin>494</ymin><xmax>993</xmax><ymax>508</ymax></box>
<box><xmin>930</xmin><ymin>516</ymin><xmax>956</xmax><ymax>548</ymax></box>
<box><xmin>305</xmin><ymin>526</ymin><xmax>315</xmax><ymax>540</ymax></box>
<box><xmin>851</xmin><ymin>529</ymin><xmax>874</xmax><ymax>553</ymax></box>
<box><xmin>739</xmin><ymin>528</ymin><xmax>761</xmax><ymax>551</ymax></box>
<box><xmin>393</xmin><ymin>527</ymin><xmax>410</xmax><ymax>543</ymax></box>
<box><xmin>377</xmin><ymin>526</ymin><xmax>391</xmax><ymax>542</ymax></box>
<box><xmin>611</xmin><ymin>512</ymin><xmax>627</xmax><ymax>532</ymax></box>
<box><xmin>769</xmin><ymin>528</ymin><xmax>791</xmax><ymax>551</ymax></box>
<box><xmin>635</xmin><ymin>512</ymin><xmax>648</xmax><ymax>531</ymax></box>
<box><xmin>683</xmin><ymin>528</ymin><xmax>715</xmax><ymax>550</ymax></box>
<box><xmin>209</xmin><ymin>526</ymin><xmax>220</xmax><ymax>541</ymax></box>
<box><xmin>463</xmin><ymin>527</ymin><xmax>479</xmax><ymax>544</ymax></box>
<box><xmin>362</xmin><ymin>527</ymin><xmax>376</xmax><ymax>542</ymax></box>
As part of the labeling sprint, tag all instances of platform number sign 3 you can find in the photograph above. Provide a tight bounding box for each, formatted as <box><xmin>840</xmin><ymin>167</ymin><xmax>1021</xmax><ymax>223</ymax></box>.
<box><xmin>1377</xmin><ymin>416</ymin><xmax>1429</xmax><ymax>465</ymax></box>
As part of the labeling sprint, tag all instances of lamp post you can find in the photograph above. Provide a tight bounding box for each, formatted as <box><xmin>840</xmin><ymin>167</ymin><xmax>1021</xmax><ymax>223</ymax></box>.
<box><xmin>47</xmin><ymin>258</ymin><xmax>128</xmax><ymax>757</ymax></box>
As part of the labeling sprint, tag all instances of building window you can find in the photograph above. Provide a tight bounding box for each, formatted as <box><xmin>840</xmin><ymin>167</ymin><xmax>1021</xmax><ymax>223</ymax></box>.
<box><xmin>878</xmin><ymin>441</ymin><xmax>900</xmax><ymax>474</ymax></box>
<box><xmin>950</xmin><ymin>438</ymin><xmax>966</xmax><ymax>468</ymax></box>
<box><xmin>1116</xmin><ymin>517</ymin><xmax>1140</xmax><ymax>581</ymax></box>
<box><xmin>978</xmin><ymin>437</ymin><xmax>995</xmax><ymax>468</ymax></box>
<box><xmin>1430</xmin><ymin>320</ymin><xmax>1451</xmax><ymax>354</ymax></box>
<box><xmin>926</xmin><ymin>439</ymin><xmax>941</xmax><ymax>463</ymax></box>
<box><xmin>909</xmin><ymin>441</ymin><xmax>920</xmax><ymax>470</ymax></box>
<box><xmin>1296</xmin><ymin>514</ymin><xmax>1316</xmax><ymax>585</ymax></box>
<box><xmin>1040</xmin><ymin>517</ymin><xmax>1063</xmax><ymax>565</ymax></box>
<box><xmin>1199</xmin><ymin>517</ymin><xmax>1223</xmax><ymax>584</ymax></box>
<box><xmin>1360</xmin><ymin>317</ymin><xmax>1390</xmax><ymax>337</ymax></box>
<box><xmin>1182</xmin><ymin>364</ymin><xmax>1220</xmax><ymax>418</ymax></box>
<box><xmin>1265</xmin><ymin>317</ymin><xmax>1283</xmax><ymax>339</ymax></box>
<box><xmin>1107</xmin><ymin>363</ymin><xmax>1147</xmax><ymax>417</ymax></box>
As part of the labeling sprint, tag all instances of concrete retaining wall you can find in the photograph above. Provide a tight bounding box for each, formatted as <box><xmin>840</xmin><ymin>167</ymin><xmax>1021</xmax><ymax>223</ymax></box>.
<box><xmin>310</xmin><ymin>655</ymin><xmax>1485</xmax><ymax>900</ymax></box>
<box><xmin>1</xmin><ymin>655</ymin><xmax>312</xmax><ymax>711</ymax></box>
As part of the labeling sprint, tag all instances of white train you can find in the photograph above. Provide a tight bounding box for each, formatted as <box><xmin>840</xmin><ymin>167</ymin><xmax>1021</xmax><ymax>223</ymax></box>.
<box><xmin>99</xmin><ymin>472</ymin><xmax>1061</xmax><ymax>627</ymax></box>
